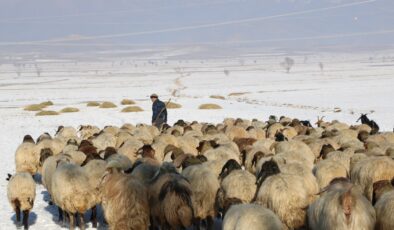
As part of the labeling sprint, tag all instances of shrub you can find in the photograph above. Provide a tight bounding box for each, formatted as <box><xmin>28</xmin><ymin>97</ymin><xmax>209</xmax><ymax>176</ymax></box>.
<box><xmin>87</xmin><ymin>101</ymin><xmax>100</xmax><ymax>107</ymax></box>
<box><xmin>199</xmin><ymin>104</ymin><xmax>222</xmax><ymax>110</ymax></box>
<box><xmin>40</xmin><ymin>101</ymin><xmax>54</xmax><ymax>107</ymax></box>
<box><xmin>24</xmin><ymin>104</ymin><xmax>45</xmax><ymax>111</ymax></box>
<box><xmin>99</xmin><ymin>101</ymin><xmax>117</xmax><ymax>108</ymax></box>
<box><xmin>121</xmin><ymin>106</ymin><xmax>144</xmax><ymax>112</ymax></box>
<box><xmin>36</xmin><ymin>110</ymin><xmax>59</xmax><ymax>116</ymax></box>
<box><xmin>210</xmin><ymin>95</ymin><xmax>225</xmax><ymax>100</ymax></box>
<box><xmin>166</xmin><ymin>102</ymin><xmax>182</xmax><ymax>109</ymax></box>
<box><xmin>60</xmin><ymin>107</ymin><xmax>79</xmax><ymax>113</ymax></box>
<box><xmin>121</xmin><ymin>99</ymin><xmax>135</xmax><ymax>105</ymax></box>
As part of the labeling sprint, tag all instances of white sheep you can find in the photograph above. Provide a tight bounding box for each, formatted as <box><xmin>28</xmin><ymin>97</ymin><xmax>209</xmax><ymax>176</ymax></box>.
<box><xmin>15</xmin><ymin>135</ymin><xmax>39</xmax><ymax>175</ymax></box>
<box><xmin>91</xmin><ymin>131</ymin><xmax>116</xmax><ymax>152</ymax></box>
<box><xmin>181</xmin><ymin>164</ymin><xmax>220</xmax><ymax>228</ymax></box>
<box><xmin>374</xmin><ymin>190</ymin><xmax>394</xmax><ymax>230</ymax></box>
<box><xmin>7</xmin><ymin>172</ymin><xmax>36</xmax><ymax>230</ymax></box>
<box><xmin>350</xmin><ymin>156</ymin><xmax>394</xmax><ymax>201</ymax></box>
<box><xmin>51</xmin><ymin>159</ymin><xmax>97</xmax><ymax>230</ymax></box>
<box><xmin>223</xmin><ymin>204</ymin><xmax>283</xmax><ymax>230</ymax></box>
<box><xmin>255</xmin><ymin>172</ymin><xmax>316</xmax><ymax>229</ymax></box>
<box><xmin>313</xmin><ymin>160</ymin><xmax>348</xmax><ymax>189</ymax></box>
<box><xmin>217</xmin><ymin>160</ymin><xmax>257</xmax><ymax>213</ymax></box>
<box><xmin>308</xmin><ymin>179</ymin><xmax>376</xmax><ymax>230</ymax></box>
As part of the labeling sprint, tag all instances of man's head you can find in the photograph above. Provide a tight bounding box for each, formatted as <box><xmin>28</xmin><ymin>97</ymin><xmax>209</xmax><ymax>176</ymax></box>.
<box><xmin>150</xmin><ymin>93</ymin><xmax>158</xmax><ymax>102</ymax></box>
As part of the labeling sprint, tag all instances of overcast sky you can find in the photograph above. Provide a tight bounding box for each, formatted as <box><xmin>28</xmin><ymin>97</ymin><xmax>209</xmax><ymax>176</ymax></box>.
<box><xmin>0</xmin><ymin>0</ymin><xmax>393</xmax><ymax>51</ymax></box>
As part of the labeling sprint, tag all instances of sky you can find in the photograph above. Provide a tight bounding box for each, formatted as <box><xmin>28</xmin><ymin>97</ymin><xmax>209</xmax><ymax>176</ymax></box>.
<box><xmin>0</xmin><ymin>0</ymin><xmax>393</xmax><ymax>52</ymax></box>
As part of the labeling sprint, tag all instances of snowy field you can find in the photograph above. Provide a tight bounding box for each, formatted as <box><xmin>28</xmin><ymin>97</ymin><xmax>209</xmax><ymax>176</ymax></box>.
<box><xmin>0</xmin><ymin>50</ymin><xmax>393</xmax><ymax>229</ymax></box>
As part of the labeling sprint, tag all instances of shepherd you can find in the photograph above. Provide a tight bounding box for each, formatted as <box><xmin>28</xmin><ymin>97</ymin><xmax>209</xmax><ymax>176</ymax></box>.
<box><xmin>150</xmin><ymin>93</ymin><xmax>168</xmax><ymax>129</ymax></box>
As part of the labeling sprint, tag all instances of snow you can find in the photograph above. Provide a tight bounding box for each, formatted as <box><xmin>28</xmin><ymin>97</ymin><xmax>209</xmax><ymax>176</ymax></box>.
<box><xmin>0</xmin><ymin>50</ymin><xmax>393</xmax><ymax>229</ymax></box>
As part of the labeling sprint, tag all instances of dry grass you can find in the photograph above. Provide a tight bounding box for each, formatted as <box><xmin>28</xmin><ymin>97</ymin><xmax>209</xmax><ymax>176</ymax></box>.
<box><xmin>121</xmin><ymin>106</ymin><xmax>144</xmax><ymax>112</ymax></box>
<box><xmin>334</xmin><ymin>108</ymin><xmax>342</xmax><ymax>113</ymax></box>
<box><xmin>60</xmin><ymin>107</ymin><xmax>80</xmax><ymax>113</ymax></box>
<box><xmin>40</xmin><ymin>101</ymin><xmax>54</xmax><ymax>107</ymax></box>
<box><xmin>210</xmin><ymin>95</ymin><xmax>225</xmax><ymax>100</ymax></box>
<box><xmin>121</xmin><ymin>99</ymin><xmax>136</xmax><ymax>105</ymax></box>
<box><xmin>36</xmin><ymin>110</ymin><xmax>59</xmax><ymax>116</ymax></box>
<box><xmin>199</xmin><ymin>103</ymin><xmax>222</xmax><ymax>110</ymax></box>
<box><xmin>87</xmin><ymin>101</ymin><xmax>100</xmax><ymax>107</ymax></box>
<box><xmin>228</xmin><ymin>92</ymin><xmax>249</xmax><ymax>96</ymax></box>
<box><xmin>99</xmin><ymin>101</ymin><xmax>117</xmax><ymax>108</ymax></box>
<box><xmin>166</xmin><ymin>102</ymin><xmax>182</xmax><ymax>109</ymax></box>
<box><xmin>24</xmin><ymin>104</ymin><xmax>45</xmax><ymax>111</ymax></box>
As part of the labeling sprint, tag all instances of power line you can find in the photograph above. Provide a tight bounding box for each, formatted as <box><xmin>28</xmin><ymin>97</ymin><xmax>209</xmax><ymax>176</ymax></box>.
<box><xmin>0</xmin><ymin>0</ymin><xmax>378</xmax><ymax>46</ymax></box>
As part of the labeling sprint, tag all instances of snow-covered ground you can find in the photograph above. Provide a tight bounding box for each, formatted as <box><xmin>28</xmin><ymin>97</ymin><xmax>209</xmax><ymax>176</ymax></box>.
<box><xmin>0</xmin><ymin>50</ymin><xmax>393</xmax><ymax>229</ymax></box>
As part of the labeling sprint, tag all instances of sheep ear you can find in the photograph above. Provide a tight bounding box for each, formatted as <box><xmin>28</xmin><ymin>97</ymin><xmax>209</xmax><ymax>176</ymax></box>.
<box><xmin>6</xmin><ymin>173</ymin><xmax>12</xmax><ymax>181</ymax></box>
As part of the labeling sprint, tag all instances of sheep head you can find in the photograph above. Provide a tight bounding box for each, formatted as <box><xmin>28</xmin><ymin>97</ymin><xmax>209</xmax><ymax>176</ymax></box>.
<box><xmin>219</xmin><ymin>159</ymin><xmax>241</xmax><ymax>180</ymax></box>
<box><xmin>256</xmin><ymin>159</ymin><xmax>280</xmax><ymax>188</ymax></box>
<box><xmin>23</xmin><ymin>135</ymin><xmax>35</xmax><ymax>144</ymax></box>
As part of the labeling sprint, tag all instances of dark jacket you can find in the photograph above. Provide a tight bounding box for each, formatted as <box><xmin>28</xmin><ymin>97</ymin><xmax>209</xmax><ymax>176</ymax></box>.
<box><xmin>152</xmin><ymin>99</ymin><xmax>167</xmax><ymax>123</ymax></box>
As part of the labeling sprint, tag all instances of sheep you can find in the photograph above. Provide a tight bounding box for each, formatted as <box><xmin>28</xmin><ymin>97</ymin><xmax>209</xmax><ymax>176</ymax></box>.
<box><xmin>148</xmin><ymin>166</ymin><xmax>194</xmax><ymax>229</ymax></box>
<box><xmin>217</xmin><ymin>160</ymin><xmax>257</xmax><ymax>215</ymax></box>
<box><xmin>313</xmin><ymin>160</ymin><xmax>348</xmax><ymax>189</ymax></box>
<box><xmin>55</xmin><ymin>126</ymin><xmax>78</xmax><ymax>142</ymax></box>
<box><xmin>7</xmin><ymin>172</ymin><xmax>36</xmax><ymax>230</ymax></box>
<box><xmin>104</xmin><ymin>148</ymin><xmax>133</xmax><ymax>171</ymax></box>
<box><xmin>115</xmin><ymin>131</ymin><xmax>133</xmax><ymax>148</ymax></box>
<box><xmin>91</xmin><ymin>131</ymin><xmax>117</xmax><ymax>152</ymax></box>
<box><xmin>372</xmin><ymin>180</ymin><xmax>393</xmax><ymax>205</ymax></box>
<box><xmin>173</xmin><ymin>153</ymin><xmax>207</xmax><ymax>170</ymax></box>
<box><xmin>176</xmin><ymin>135</ymin><xmax>199</xmax><ymax>155</ymax></box>
<box><xmin>357</xmin><ymin>114</ymin><xmax>379</xmax><ymax>134</ymax></box>
<box><xmin>78</xmin><ymin>125</ymin><xmax>100</xmax><ymax>139</ymax></box>
<box><xmin>41</xmin><ymin>153</ymin><xmax>72</xmax><ymax>195</ymax></box>
<box><xmin>225</xmin><ymin>125</ymin><xmax>249</xmax><ymax>140</ymax></box>
<box><xmin>181</xmin><ymin>164</ymin><xmax>220</xmax><ymax>229</ymax></box>
<box><xmin>102</xmin><ymin>125</ymin><xmax>120</xmax><ymax>136</ymax></box>
<box><xmin>99</xmin><ymin>162</ymin><xmax>150</xmax><ymax>230</ymax></box>
<box><xmin>202</xmin><ymin>145</ymin><xmax>241</xmax><ymax>177</ymax></box>
<box><xmin>15</xmin><ymin>135</ymin><xmax>39</xmax><ymax>175</ymax></box>
<box><xmin>51</xmin><ymin>159</ymin><xmax>97</xmax><ymax>230</ymax></box>
<box><xmin>62</xmin><ymin>139</ymin><xmax>79</xmax><ymax>154</ymax></box>
<box><xmin>65</xmin><ymin>150</ymin><xmax>87</xmax><ymax>166</ymax></box>
<box><xmin>374</xmin><ymin>180</ymin><xmax>394</xmax><ymax>230</ymax></box>
<box><xmin>128</xmin><ymin>158</ymin><xmax>161</xmax><ymax>184</ymax></box>
<box><xmin>223</xmin><ymin>204</ymin><xmax>283</xmax><ymax>230</ymax></box>
<box><xmin>131</xmin><ymin>125</ymin><xmax>156</xmax><ymax>144</ymax></box>
<box><xmin>254</xmin><ymin>160</ymin><xmax>315</xmax><ymax>229</ymax></box>
<box><xmin>308</xmin><ymin>178</ymin><xmax>376</xmax><ymax>230</ymax></box>
<box><xmin>350</xmin><ymin>156</ymin><xmax>394</xmax><ymax>201</ymax></box>
<box><xmin>266</xmin><ymin>123</ymin><xmax>284</xmax><ymax>138</ymax></box>
<box><xmin>324</xmin><ymin>149</ymin><xmax>354</xmax><ymax>172</ymax></box>
<box><xmin>82</xmin><ymin>159</ymin><xmax>107</xmax><ymax>227</ymax></box>
<box><xmin>36</xmin><ymin>136</ymin><xmax>65</xmax><ymax>156</ymax></box>
<box><xmin>117</xmin><ymin>138</ymin><xmax>144</xmax><ymax>163</ymax></box>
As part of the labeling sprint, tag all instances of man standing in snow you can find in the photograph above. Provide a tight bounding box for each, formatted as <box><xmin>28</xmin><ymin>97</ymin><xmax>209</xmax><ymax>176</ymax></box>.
<box><xmin>150</xmin><ymin>93</ymin><xmax>167</xmax><ymax>129</ymax></box>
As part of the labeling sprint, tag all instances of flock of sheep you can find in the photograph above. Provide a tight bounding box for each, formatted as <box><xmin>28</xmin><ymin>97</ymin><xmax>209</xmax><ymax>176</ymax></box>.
<box><xmin>7</xmin><ymin>114</ymin><xmax>394</xmax><ymax>230</ymax></box>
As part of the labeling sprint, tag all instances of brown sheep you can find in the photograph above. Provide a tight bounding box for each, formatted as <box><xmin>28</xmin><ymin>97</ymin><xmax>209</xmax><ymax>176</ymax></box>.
<box><xmin>99</xmin><ymin>163</ymin><xmax>150</xmax><ymax>230</ymax></box>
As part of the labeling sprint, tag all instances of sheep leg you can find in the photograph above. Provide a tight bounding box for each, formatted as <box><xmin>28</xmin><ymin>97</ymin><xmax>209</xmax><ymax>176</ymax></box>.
<box><xmin>193</xmin><ymin>218</ymin><xmax>201</xmax><ymax>230</ymax></box>
<box><xmin>69</xmin><ymin>213</ymin><xmax>75</xmax><ymax>230</ymax></box>
<box><xmin>90</xmin><ymin>206</ymin><xmax>97</xmax><ymax>228</ymax></box>
<box><xmin>78</xmin><ymin>212</ymin><xmax>85</xmax><ymax>230</ymax></box>
<box><xmin>206</xmin><ymin>216</ymin><xmax>214</xmax><ymax>230</ymax></box>
<box><xmin>22</xmin><ymin>210</ymin><xmax>29</xmax><ymax>230</ymax></box>
<box><xmin>58</xmin><ymin>207</ymin><xmax>63</xmax><ymax>223</ymax></box>
<box><xmin>15</xmin><ymin>206</ymin><xmax>21</xmax><ymax>222</ymax></box>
